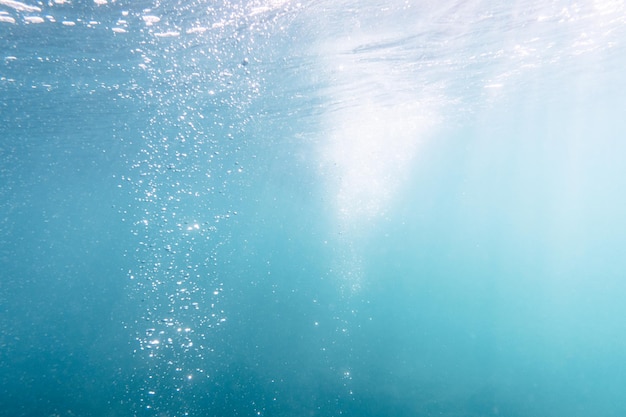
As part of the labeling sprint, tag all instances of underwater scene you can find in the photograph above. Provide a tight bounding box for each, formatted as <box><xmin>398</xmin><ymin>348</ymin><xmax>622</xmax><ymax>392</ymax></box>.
<box><xmin>1</xmin><ymin>0</ymin><xmax>626</xmax><ymax>416</ymax></box>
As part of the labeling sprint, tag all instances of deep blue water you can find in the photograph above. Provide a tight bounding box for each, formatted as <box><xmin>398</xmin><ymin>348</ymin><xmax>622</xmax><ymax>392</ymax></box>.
<box><xmin>2</xmin><ymin>1</ymin><xmax>626</xmax><ymax>416</ymax></box>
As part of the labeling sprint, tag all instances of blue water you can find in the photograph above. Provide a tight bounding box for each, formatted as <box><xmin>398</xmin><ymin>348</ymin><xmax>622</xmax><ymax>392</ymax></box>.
<box><xmin>2</xmin><ymin>1</ymin><xmax>626</xmax><ymax>416</ymax></box>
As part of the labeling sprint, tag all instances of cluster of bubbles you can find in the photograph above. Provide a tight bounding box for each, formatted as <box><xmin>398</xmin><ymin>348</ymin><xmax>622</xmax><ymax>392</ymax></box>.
<box><xmin>99</xmin><ymin>0</ymin><xmax>303</xmax><ymax>414</ymax></box>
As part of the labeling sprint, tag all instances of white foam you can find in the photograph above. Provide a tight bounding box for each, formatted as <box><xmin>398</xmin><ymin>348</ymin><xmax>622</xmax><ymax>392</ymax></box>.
<box><xmin>0</xmin><ymin>0</ymin><xmax>40</xmax><ymax>12</ymax></box>
<box><xmin>0</xmin><ymin>14</ymin><xmax>16</xmax><ymax>24</ymax></box>
<box><xmin>142</xmin><ymin>15</ymin><xmax>160</xmax><ymax>25</ymax></box>
<box><xmin>154</xmin><ymin>31</ymin><xmax>180</xmax><ymax>38</ymax></box>
<box><xmin>24</xmin><ymin>15</ymin><xmax>44</xmax><ymax>23</ymax></box>
<box><xmin>186</xmin><ymin>26</ymin><xmax>208</xmax><ymax>34</ymax></box>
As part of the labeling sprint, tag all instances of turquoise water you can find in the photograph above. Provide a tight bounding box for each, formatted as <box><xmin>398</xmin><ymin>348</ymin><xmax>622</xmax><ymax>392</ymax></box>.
<box><xmin>2</xmin><ymin>1</ymin><xmax>626</xmax><ymax>416</ymax></box>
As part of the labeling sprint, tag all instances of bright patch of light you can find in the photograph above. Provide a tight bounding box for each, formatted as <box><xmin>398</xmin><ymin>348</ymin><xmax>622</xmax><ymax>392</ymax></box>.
<box><xmin>316</xmin><ymin>31</ymin><xmax>441</xmax><ymax>292</ymax></box>
<box><xmin>318</xmin><ymin>35</ymin><xmax>441</xmax><ymax>232</ymax></box>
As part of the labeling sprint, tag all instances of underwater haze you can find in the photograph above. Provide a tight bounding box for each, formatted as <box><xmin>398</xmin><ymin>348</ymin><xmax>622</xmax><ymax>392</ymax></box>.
<box><xmin>1</xmin><ymin>0</ymin><xmax>626</xmax><ymax>416</ymax></box>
